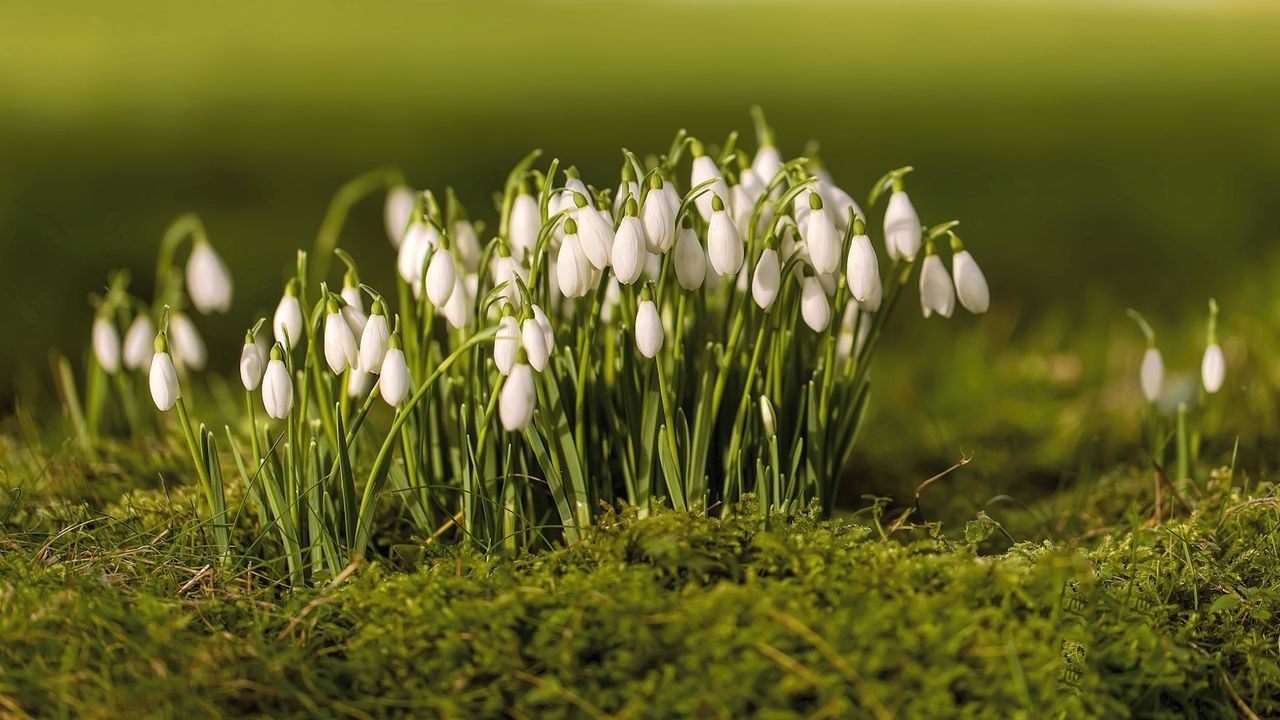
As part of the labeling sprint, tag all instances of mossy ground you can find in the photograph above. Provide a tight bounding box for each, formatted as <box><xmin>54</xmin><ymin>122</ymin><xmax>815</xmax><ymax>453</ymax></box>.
<box><xmin>3</xmin><ymin>430</ymin><xmax>1277</xmax><ymax>719</ymax></box>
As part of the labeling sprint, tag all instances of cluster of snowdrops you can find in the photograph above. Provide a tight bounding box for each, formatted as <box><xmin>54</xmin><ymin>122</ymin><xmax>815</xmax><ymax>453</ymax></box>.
<box><xmin>78</xmin><ymin>112</ymin><xmax>989</xmax><ymax>582</ymax></box>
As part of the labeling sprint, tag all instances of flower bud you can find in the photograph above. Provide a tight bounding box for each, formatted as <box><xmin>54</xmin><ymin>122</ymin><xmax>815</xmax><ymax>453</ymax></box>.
<box><xmin>1202</xmin><ymin>344</ymin><xmax>1225</xmax><ymax>394</ymax></box>
<box><xmin>845</xmin><ymin>228</ymin><xmax>880</xmax><ymax>304</ymax></box>
<box><xmin>674</xmin><ymin>226</ymin><xmax>706</xmax><ymax>291</ymax></box>
<box><xmin>641</xmin><ymin>176</ymin><xmax>676</xmax><ymax>252</ymax></box>
<box><xmin>919</xmin><ymin>254</ymin><xmax>956</xmax><ymax>319</ymax></box>
<box><xmin>800</xmin><ymin>276</ymin><xmax>830</xmax><ymax>332</ymax></box>
<box><xmin>522</xmin><ymin>317</ymin><xmax>549</xmax><ymax>372</ymax></box>
<box><xmin>273</xmin><ymin>285</ymin><xmax>304</xmax><ymax>349</ymax></box>
<box><xmin>123</xmin><ymin>315</ymin><xmax>155</xmax><ymax>371</ymax></box>
<box><xmin>379</xmin><ymin>346</ymin><xmax>411</xmax><ymax>407</ymax></box>
<box><xmin>691</xmin><ymin>151</ymin><xmax>728</xmax><ymax>222</ymax></box>
<box><xmin>751</xmin><ymin>249</ymin><xmax>781</xmax><ymax>309</ymax></box>
<box><xmin>759</xmin><ymin>395</ymin><xmax>777</xmax><ymax>437</ymax></box>
<box><xmin>384</xmin><ymin>185</ymin><xmax>415</xmax><ymax>248</ymax></box>
<box><xmin>804</xmin><ymin>194</ymin><xmax>840</xmax><ymax>276</ymax></box>
<box><xmin>884</xmin><ymin>191</ymin><xmax>922</xmax><ymax>261</ymax></box>
<box><xmin>149</xmin><ymin>350</ymin><xmax>179</xmax><ymax>411</ymax></box>
<box><xmin>611</xmin><ymin>203</ymin><xmax>647</xmax><ymax>285</ymax></box>
<box><xmin>573</xmin><ymin>193</ymin><xmax>614</xmax><ymax>270</ymax></box>
<box><xmin>1140</xmin><ymin>347</ymin><xmax>1163</xmax><ymax>403</ymax></box>
<box><xmin>494</xmin><ymin>314</ymin><xmax>520</xmax><ymax>376</ymax></box>
<box><xmin>499</xmin><ymin>363</ymin><xmax>537</xmax><ymax>432</ymax></box>
<box><xmin>557</xmin><ymin>222</ymin><xmax>590</xmax><ymax>298</ymax></box>
<box><xmin>92</xmin><ymin>316</ymin><xmax>121</xmax><ymax>374</ymax></box>
<box><xmin>952</xmin><ymin>247</ymin><xmax>989</xmax><ymax>315</ymax></box>
<box><xmin>442</xmin><ymin>274</ymin><xmax>475</xmax><ymax>329</ymax></box>
<box><xmin>425</xmin><ymin>248</ymin><xmax>456</xmax><ymax>307</ymax></box>
<box><xmin>262</xmin><ymin>348</ymin><xmax>293</xmax><ymax>419</ymax></box>
<box><xmin>635</xmin><ymin>299</ymin><xmax>664</xmax><ymax>358</ymax></box>
<box><xmin>186</xmin><ymin>241</ymin><xmax>233</xmax><ymax>315</ymax></box>
<box><xmin>239</xmin><ymin>339</ymin><xmax>264</xmax><ymax>390</ymax></box>
<box><xmin>359</xmin><ymin>306</ymin><xmax>390</xmax><ymax>373</ymax></box>
<box><xmin>170</xmin><ymin>313</ymin><xmax>206</xmax><ymax>370</ymax></box>
<box><xmin>532</xmin><ymin>304</ymin><xmax>555</xmax><ymax>353</ymax></box>
<box><xmin>510</xmin><ymin>191</ymin><xmax>540</xmax><ymax>263</ymax></box>
<box><xmin>707</xmin><ymin>194</ymin><xmax>744</xmax><ymax>276</ymax></box>
<box><xmin>324</xmin><ymin>304</ymin><xmax>359</xmax><ymax>373</ymax></box>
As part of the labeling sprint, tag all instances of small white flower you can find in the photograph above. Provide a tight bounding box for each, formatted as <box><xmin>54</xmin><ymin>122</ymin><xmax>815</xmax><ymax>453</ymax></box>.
<box><xmin>707</xmin><ymin>194</ymin><xmax>744</xmax><ymax>276</ymax></box>
<box><xmin>557</xmin><ymin>219</ymin><xmax>590</xmax><ymax>298</ymax></box>
<box><xmin>845</xmin><ymin>232</ymin><xmax>880</xmax><ymax>304</ymax></box>
<box><xmin>611</xmin><ymin>202</ymin><xmax>647</xmax><ymax>285</ymax></box>
<box><xmin>573</xmin><ymin>193</ymin><xmax>614</xmax><ymax>270</ymax></box>
<box><xmin>751</xmin><ymin>249</ymin><xmax>781</xmax><ymax>309</ymax></box>
<box><xmin>397</xmin><ymin>222</ymin><xmax>435</xmax><ymax>290</ymax></box>
<box><xmin>510</xmin><ymin>191</ymin><xmax>541</xmax><ymax>264</ymax></box>
<box><xmin>379</xmin><ymin>346</ymin><xmax>411</xmax><ymax>407</ymax></box>
<box><xmin>186</xmin><ymin>241</ymin><xmax>233</xmax><ymax>315</ymax></box>
<box><xmin>1202</xmin><ymin>344</ymin><xmax>1225</xmax><ymax>394</ymax></box>
<box><xmin>425</xmin><ymin>248</ymin><xmax>456</xmax><ymax>307</ymax></box>
<box><xmin>532</xmin><ymin>304</ymin><xmax>555</xmax><ymax>351</ymax></box>
<box><xmin>340</xmin><ymin>285</ymin><xmax>364</xmax><ymax>315</ymax></box>
<box><xmin>491</xmin><ymin>252</ymin><xmax>527</xmax><ymax>305</ymax></box>
<box><xmin>384</xmin><ymin>185</ymin><xmax>415</xmax><ymax>247</ymax></box>
<box><xmin>641</xmin><ymin>178</ymin><xmax>676</xmax><ymax>252</ymax></box>
<box><xmin>522</xmin><ymin>317</ymin><xmax>549</xmax><ymax>372</ymax></box>
<box><xmin>820</xmin><ymin>182</ymin><xmax>863</xmax><ymax>231</ymax></box>
<box><xmin>949</xmin><ymin>248</ymin><xmax>989</xmax><ymax>315</ymax></box>
<box><xmin>324</xmin><ymin>305</ymin><xmax>358</xmax><ymax>373</ymax></box>
<box><xmin>92</xmin><ymin>316</ymin><xmax>121</xmax><ymax>374</ymax></box>
<box><xmin>239</xmin><ymin>340</ymin><xmax>264</xmax><ymax>390</ymax></box>
<box><xmin>149</xmin><ymin>348</ymin><xmax>179</xmax><ymax>411</ymax></box>
<box><xmin>884</xmin><ymin>191</ymin><xmax>922</xmax><ymax>261</ymax></box>
<box><xmin>499</xmin><ymin>363</ymin><xmax>537</xmax><ymax>432</ymax></box>
<box><xmin>123</xmin><ymin>315</ymin><xmax>155</xmax><ymax>371</ymax></box>
<box><xmin>691</xmin><ymin>150</ymin><xmax>728</xmax><ymax>222</ymax></box>
<box><xmin>453</xmin><ymin>220</ymin><xmax>482</xmax><ymax>273</ymax></box>
<box><xmin>759</xmin><ymin>395</ymin><xmax>777</xmax><ymax>437</ymax></box>
<box><xmin>752</xmin><ymin>144</ymin><xmax>782</xmax><ymax>186</ymax></box>
<box><xmin>442</xmin><ymin>273</ymin><xmax>475</xmax><ymax>329</ymax></box>
<box><xmin>359</xmin><ymin>307</ymin><xmax>390</xmax><ymax>373</ymax></box>
<box><xmin>730</xmin><ymin>183</ymin><xmax>757</xmax><ymax>240</ymax></box>
<box><xmin>494</xmin><ymin>315</ymin><xmax>520</xmax><ymax>376</ymax></box>
<box><xmin>804</xmin><ymin>194</ymin><xmax>841</xmax><ymax>276</ymax></box>
<box><xmin>342</xmin><ymin>302</ymin><xmax>368</xmax><ymax>339</ymax></box>
<box><xmin>170</xmin><ymin>313</ymin><xmax>206</xmax><ymax>370</ymax></box>
<box><xmin>347</xmin><ymin>367</ymin><xmax>372</xmax><ymax>397</ymax></box>
<box><xmin>674</xmin><ymin>226</ymin><xmax>706</xmax><ymax>291</ymax></box>
<box><xmin>1140</xmin><ymin>347</ymin><xmax>1164</xmax><ymax>403</ymax></box>
<box><xmin>273</xmin><ymin>287</ymin><xmax>304</xmax><ymax>349</ymax></box>
<box><xmin>261</xmin><ymin>350</ymin><xmax>293</xmax><ymax>419</ymax></box>
<box><xmin>635</xmin><ymin>299</ymin><xmax>664</xmax><ymax>358</ymax></box>
<box><xmin>919</xmin><ymin>254</ymin><xmax>956</xmax><ymax>319</ymax></box>
<box><xmin>800</xmin><ymin>277</ymin><xmax>830</xmax><ymax>332</ymax></box>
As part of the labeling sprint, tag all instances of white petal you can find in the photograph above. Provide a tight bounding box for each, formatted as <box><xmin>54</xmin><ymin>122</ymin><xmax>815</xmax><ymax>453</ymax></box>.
<box><xmin>379</xmin><ymin>349</ymin><xmax>411</xmax><ymax>406</ymax></box>
<box><xmin>611</xmin><ymin>217</ymin><xmax>646</xmax><ymax>285</ymax></box>
<box><xmin>1140</xmin><ymin>348</ymin><xmax>1164</xmax><ymax>403</ymax></box>
<box><xmin>919</xmin><ymin>255</ymin><xmax>955</xmax><ymax>319</ymax></box>
<box><xmin>499</xmin><ymin>364</ymin><xmax>536</xmax><ymax>431</ymax></box>
<box><xmin>884</xmin><ymin>191</ymin><xmax>921</xmax><ymax>262</ymax></box>
<box><xmin>800</xmin><ymin>277</ymin><xmax>830</xmax><ymax>332</ymax></box>
<box><xmin>239</xmin><ymin>343</ymin><xmax>263</xmax><ymax>390</ymax></box>
<box><xmin>635</xmin><ymin>300</ymin><xmax>664</xmax><ymax>358</ymax></box>
<box><xmin>494</xmin><ymin>316</ymin><xmax>520</xmax><ymax>376</ymax></box>
<box><xmin>359</xmin><ymin>314</ymin><xmax>390</xmax><ymax>373</ymax></box>
<box><xmin>262</xmin><ymin>358</ymin><xmax>293</xmax><ymax>419</ymax></box>
<box><xmin>751</xmin><ymin>249</ymin><xmax>781</xmax><ymax>309</ymax></box>
<box><xmin>92</xmin><ymin>317</ymin><xmax>121</xmax><ymax>374</ymax></box>
<box><xmin>1201</xmin><ymin>344</ymin><xmax>1225</xmax><ymax>394</ymax></box>
<box><xmin>952</xmin><ymin>250</ymin><xmax>990</xmax><ymax>315</ymax></box>
<box><xmin>149</xmin><ymin>352</ymin><xmax>179</xmax><ymax>411</ymax></box>
<box><xmin>674</xmin><ymin>228</ymin><xmax>706</xmax><ymax>291</ymax></box>
<box><xmin>845</xmin><ymin>234</ymin><xmax>880</xmax><ymax>304</ymax></box>
<box><xmin>522</xmin><ymin>318</ymin><xmax>549</xmax><ymax>372</ymax></box>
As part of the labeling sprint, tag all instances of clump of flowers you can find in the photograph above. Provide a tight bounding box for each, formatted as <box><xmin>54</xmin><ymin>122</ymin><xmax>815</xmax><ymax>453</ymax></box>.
<box><xmin>64</xmin><ymin>109</ymin><xmax>989</xmax><ymax>584</ymax></box>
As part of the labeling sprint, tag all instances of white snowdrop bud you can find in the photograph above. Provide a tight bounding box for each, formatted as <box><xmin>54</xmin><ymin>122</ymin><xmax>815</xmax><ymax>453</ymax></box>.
<box><xmin>170</xmin><ymin>313</ymin><xmax>206</xmax><ymax>370</ymax></box>
<box><xmin>273</xmin><ymin>282</ymin><xmax>304</xmax><ymax>349</ymax></box>
<box><xmin>425</xmin><ymin>248</ymin><xmax>456</xmax><ymax>307</ymax></box>
<box><xmin>707</xmin><ymin>194</ymin><xmax>744</xmax><ymax>276</ymax></box>
<box><xmin>800</xmin><ymin>276</ymin><xmax>831</xmax><ymax>332</ymax></box>
<box><xmin>845</xmin><ymin>220</ymin><xmax>880</xmax><ymax>304</ymax></box>
<box><xmin>752</xmin><ymin>144</ymin><xmax>782</xmax><ymax>187</ymax></box>
<box><xmin>347</xmin><ymin>367</ymin><xmax>372</xmax><ymax>397</ymax></box>
<box><xmin>557</xmin><ymin>218</ymin><xmax>590</xmax><ymax>298</ymax></box>
<box><xmin>491</xmin><ymin>251</ymin><xmax>527</xmax><ymax>305</ymax></box>
<box><xmin>804</xmin><ymin>193</ymin><xmax>841</xmax><ymax>276</ymax></box>
<box><xmin>340</xmin><ymin>283</ymin><xmax>364</xmax><ymax>315</ymax></box>
<box><xmin>949</xmin><ymin>235</ymin><xmax>990</xmax><ymax>315</ymax></box>
<box><xmin>396</xmin><ymin>222</ymin><xmax>435</xmax><ymax>289</ymax></box>
<box><xmin>752</xmin><ymin>248</ymin><xmax>781</xmax><ymax>309</ymax></box>
<box><xmin>641</xmin><ymin>176</ymin><xmax>676</xmax><ymax>253</ymax></box>
<box><xmin>730</xmin><ymin>183</ymin><xmax>756</xmax><ymax>240</ymax></box>
<box><xmin>573</xmin><ymin>192</ymin><xmax>614</xmax><ymax>270</ymax></box>
<box><xmin>442</xmin><ymin>273</ymin><xmax>475</xmax><ymax>329</ymax></box>
<box><xmin>1202</xmin><ymin>344</ymin><xmax>1225</xmax><ymax>394</ymax></box>
<box><xmin>691</xmin><ymin>144</ymin><xmax>729</xmax><ymax>221</ymax></box>
<box><xmin>532</xmin><ymin>304</ymin><xmax>555</xmax><ymax>352</ymax></box>
<box><xmin>510</xmin><ymin>190</ymin><xmax>541</xmax><ymax>263</ymax></box>
<box><xmin>149</xmin><ymin>339</ymin><xmax>179</xmax><ymax>412</ymax></box>
<box><xmin>384</xmin><ymin>185</ymin><xmax>415</xmax><ymax>248</ymax></box>
<box><xmin>674</xmin><ymin>226</ymin><xmax>706</xmax><ymax>291</ymax></box>
<box><xmin>186</xmin><ymin>241</ymin><xmax>233</xmax><ymax>315</ymax></box>
<box><xmin>499</xmin><ymin>363</ymin><xmax>537</xmax><ymax>432</ymax></box>
<box><xmin>379</xmin><ymin>341</ymin><xmax>411</xmax><ymax>407</ymax></box>
<box><xmin>342</xmin><ymin>302</ymin><xmax>367</xmax><ymax>340</ymax></box>
<box><xmin>123</xmin><ymin>314</ymin><xmax>155</xmax><ymax>371</ymax></box>
<box><xmin>92</xmin><ymin>316</ymin><xmax>121</xmax><ymax>374</ymax></box>
<box><xmin>239</xmin><ymin>335</ymin><xmax>264</xmax><ymax>390</ymax></box>
<box><xmin>453</xmin><ymin>220</ymin><xmax>482</xmax><ymax>273</ymax></box>
<box><xmin>884</xmin><ymin>191</ymin><xmax>922</xmax><ymax>262</ymax></box>
<box><xmin>821</xmin><ymin>182</ymin><xmax>863</xmax><ymax>231</ymax></box>
<box><xmin>324</xmin><ymin>300</ymin><xmax>358</xmax><ymax>374</ymax></box>
<box><xmin>611</xmin><ymin>199</ymin><xmax>646</xmax><ymax>285</ymax></box>
<box><xmin>1140</xmin><ymin>347</ymin><xmax>1163</xmax><ymax>403</ymax></box>
<box><xmin>494</xmin><ymin>314</ymin><xmax>520</xmax><ymax>376</ymax></box>
<box><xmin>261</xmin><ymin>346</ymin><xmax>293</xmax><ymax>419</ymax></box>
<box><xmin>919</xmin><ymin>253</ymin><xmax>956</xmax><ymax>319</ymax></box>
<box><xmin>759</xmin><ymin>395</ymin><xmax>777</xmax><ymax>437</ymax></box>
<box><xmin>359</xmin><ymin>302</ymin><xmax>390</xmax><ymax>373</ymax></box>
<box><xmin>635</xmin><ymin>296</ymin><xmax>664</xmax><ymax>359</ymax></box>
<box><xmin>522</xmin><ymin>317</ymin><xmax>549</xmax><ymax>372</ymax></box>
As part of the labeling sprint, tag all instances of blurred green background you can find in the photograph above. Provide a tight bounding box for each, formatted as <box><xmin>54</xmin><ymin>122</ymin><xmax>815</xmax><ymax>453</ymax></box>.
<box><xmin>3</xmin><ymin>2</ymin><xmax>1279</xmax><ymax>511</ymax></box>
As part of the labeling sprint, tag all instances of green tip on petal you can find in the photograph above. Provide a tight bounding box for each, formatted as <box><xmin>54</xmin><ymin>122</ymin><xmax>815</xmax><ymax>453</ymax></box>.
<box><xmin>808</xmin><ymin>192</ymin><xmax>823</xmax><ymax>211</ymax></box>
<box><xmin>154</xmin><ymin>334</ymin><xmax>167</xmax><ymax>353</ymax></box>
<box><xmin>621</xmin><ymin>164</ymin><xmax>635</xmax><ymax>181</ymax></box>
<box><xmin>244</xmin><ymin>330</ymin><xmax>255</xmax><ymax>344</ymax></box>
<box><xmin>853</xmin><ymin>216</ymin><xmax>865</xmax><ymax>235</ymax></box>
<box><xmin>388</xmin><ymin>332</ymin><xmax>402</xmax><ymax>350</ymax></box>
<box><xmin>948</xmin><ymin>232</ymin><xmax>965</xmax><ymax>253</ymax></box>
<box><xmin>326</xmin><ymin>297</ymin><xmax>340</xmax><ymax>314</ymax></box>
<box><xmin>639</xmin><ymin>284</ymin><xmax>654</xmax><ymax>302</ymax></box>
<box><xmin>648</xmin><ymin>174</ymin><xmax>663</xmax><ymax>190</ymax></box>
<box><xmin>564</xmin><ymin>217</ymin><xmax>579</xmax><ymax>235</ymax></box>
<box><xmin>689</xmin><ymin>138</ymin><xmax>705</xmax><ymax>158</ymax></box>
<box><xmin>711</xmin><ymin>194</ymin><xmax>725</xmax><ymax>213</ymax></box>
<box><xmin>572</xmin><ymin>192</ymin><xmax>588</xmax><ymax>209</ymax></box>
<box><xmin>270</xmin><ymin>344</ymin><xmax>283</xmax><ymax>361</ymax></box>
<box><xmin>284</xmin><ymin>278</ymin><xmax>298</xmax><ymax>296</ymax></box>
<box><xmin>371</xmin><ymin>298</ymin><xmax>385</xmax><ymax>316</ymax></box>
<box><xmin>624</xmin><ymin>197</ymin><xmax>639</xmax><ymax>217</ymax></box>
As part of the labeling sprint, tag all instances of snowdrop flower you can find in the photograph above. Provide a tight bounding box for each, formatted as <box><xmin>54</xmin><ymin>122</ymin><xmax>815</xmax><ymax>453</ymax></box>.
<box><xmin>149</xmin><ymin>335</ymin><xmax>179</xmax><ymax>411</ymax></box>
<box><xmin>359</xmin><ymin>301</ymin><xmax>390</xmax><ymax>373</ymax></box>
<box><xmin>442</xmin><ymin>273</ymin><xmax>475</xmax><ymax>330</ymax></box>
<box><xmin>532</xmin><ymin>304</ymin><xmax>555</xmax><ymax>353</ymax></box>
<box><xmin>804</xmin><ymin>193</ymin><xmax>841</xmax><ymax>276</ymax></box>
<box><xmin>750</xmin><ymin>108</ymin><xmax>783</xmax><ymax>184</ymax></box>
<box><xmin>821</xmin><ymin>182</ymin><xmax>863</xmax><ymax>232</ymax></box>
<box><xmin>707</xmin><ymin>194</ymin><xmax>744</xmax><ymax>276</ymax></box>
<box><xmin>557</xmin><ymin>218</ymin><xmax>591</xmax><ymax>298</ymax></box>
<box><xmin>919</xmin><ymin>249</ymin><xmax>956</xmax><ymax>319</ymax></box>
<box><xmin>730</xmin><ymin>182</ymin><xmax>757</xmax><ymax>240</ymax></box>
<box><xmin>611</xmin><ymin>198</ymin><xmax>646</xmax><ymax>285</ymax></box>
<box><xmin>453</xmin><ymin>220</ymin><xmax>481</xmax><ymax>273</ymax></box>
<box><xmin>123</xmin><ymin>314</ymin><xmax>155</xmax><ymax>371</ymax></box>
<box><xmin>347</xmin><ymin>367</ymin><xmax>372</xmax><ymax>397</ymax></box>
<box><xmin>752</xmin><ymin>248</ymin><xmax>781</xmax><ymax>309</ymax></box>
<box><xmin>425</xmin><ymin>246</ymin><xmax>456</xmax><ymax>307</ymax></box>
<box><xmin>674</xmin><ymin>224</ymin><xmax>706</xmax><ymax>291</ymax></box>
<box><xmin>170</xmin><ymin>313</ymin><xmax>206</xmax><ymax>370</ymax></box>
<box><xmin>261</xmin><ymin>345</ymin><xmax>293</xmax><ymax>419</ymax></box>
<box><xmin>522</xmin><ymin>316</ymin><xmax>549</xmax><ymax>372</ymax></box>
<box><xmin>845</xmin><ymin>218</ymin><xmax>880</xmax><ymax>304</ymax></box>
<box><xmin>884</xmin><ymin>190</ymin><xmax>922</xmax><ymax>262</ymax></box>
<box><xmin>491</xmin><ymin>247</ymin><xmax>527</xmax><ymax>305</ymax></box>
<box><xmin>324</xmin><ymin>299</ymin><xmax>358</xmax><ymax>373</ymax></box>
<box><xmin>92</xmin><ymin>315</ymin><xmax>121</xmax><ymax>374</ymax></box>
<box><xmin>273</xmin><ymin>281</ymin><xmax>304</xmax><ymax>349</ymax></box>
<box><xmin>494</xmin><ymin>311</ymin><xmax>520</xmax><ymax>376</ymax></box>
<box><xmin>1202</xmin><ymin>299</ymin><xmax>1224</xmax><ymax>394</ymax></box>
<box><xmin>384</xmin><ymin>185</ymin><xmax>415</xmax><ymax>247</ymax></box>
<box><xmin>186</xmin><ymin>241</ymin><xmax>233</xmax><ymax>315</ymax></box>
<box><xmin>612</xmin><ymin>164</ymin><xmax>640</xmax><ymax>217</ymax></box>
<box><xmin>641</xmin><ymin>175</ymin><xmax>676</xmax><ymax>252</ymax></box>
<box><xmin>1140</xmin><ymin>347</ymin><xmax>1164</xmax><ymax>403</ymax></box>
<box><xmin>950</xmin><ymin>235</ymin><xmax>990</xmax><ymax>315</ymax></box>
<box><xmin>397</xmin><ymin>221</ymin><xmax>435</xmax><ymax>290</ymax></box>
<box><xmin>635</xmin><ymin>290</ymin><xmax>664</xmax><ymax>359</ymax></box>
<box><xmin>239</xmin><ymin>331</ymin><xmax>264</xmax><ymax>390</ymax></box>
<box><xmin>510</xmin><ymin>188</ymin><xmax>541</xmax><ymax>263</ymax></box>
<box><xmin>340</xmin><ymin>278</ymin><xmax>364</xmax><ymax>316</ymax></box>
<box><xmin>690</xmin><ymin>141</ymin><xmax>729</xmax><ymax>222</ymax></box>
<box><xmin>759</xmin><ymin>395</ymin><xmax>777</xmax><ymax>438</ymax></box>
<box><xmin>800</xmin><ymin>276</ymin><xmax>831</xmax><ymax>332</ymax></box>
<box><xmin>499</xmin><ymin>361</ymin><xmax>536</xmax><ymax>432</ymax></box>
<box><xmin>572</xmin><ymin>193</ymin><xmax>614</xmax><ymax>271</ymax></box>
<box><xmin>379</xmin><ymin>334</ymin><xmax>411</xmax><ymax>407</ymax></box>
